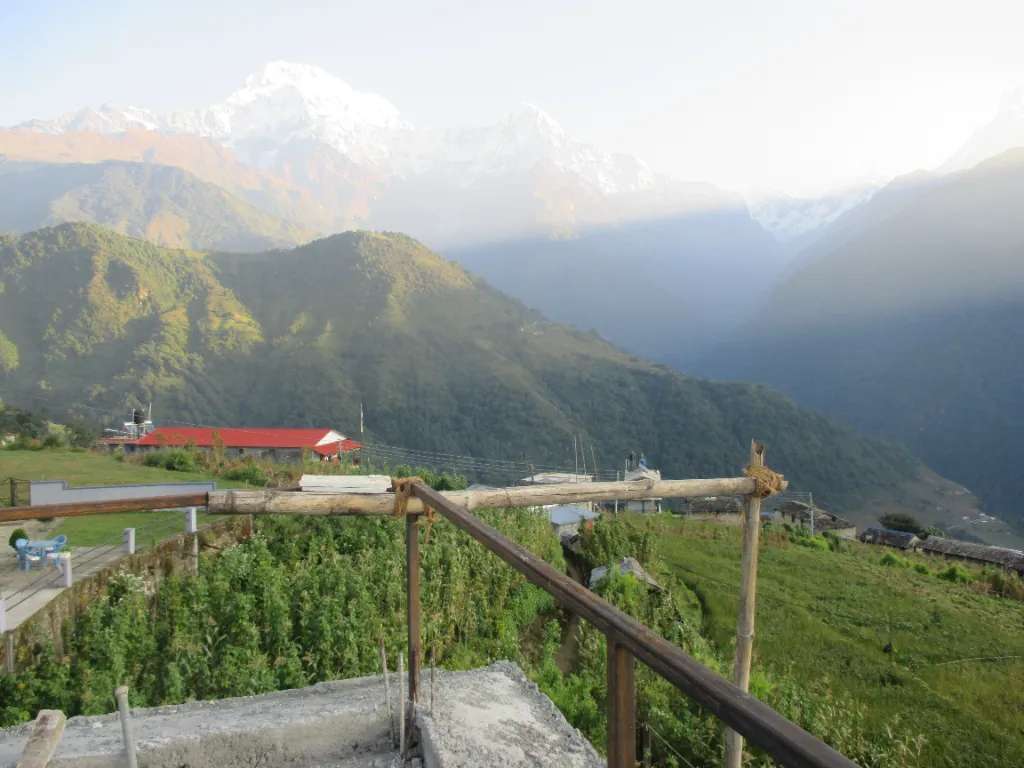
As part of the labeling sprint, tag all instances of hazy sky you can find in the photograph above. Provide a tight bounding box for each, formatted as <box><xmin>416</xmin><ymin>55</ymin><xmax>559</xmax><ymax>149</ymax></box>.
<box><xmin>3</xmin><ymin>0</ymin><xmax>1023</xmax><ymax>196</ymax></box>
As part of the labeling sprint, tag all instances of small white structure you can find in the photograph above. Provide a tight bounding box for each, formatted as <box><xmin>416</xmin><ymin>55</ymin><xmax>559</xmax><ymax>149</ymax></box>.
<box><xmin>547</xmin><ymin>505</ymin><xmax>600</xmax><ymax>542</ymax></box>
<box><xmin>299</xmin><ymin>475</ymin><xmax>392</xmax><ymax>494</ymax></box>
<box><xmin>589</xmin><ymin>557</ymin><xmax>662</xmax><ymax>592</ymax></box>
<box><xmin>618</xmin><ymin>461</ymin><xmax>663</xmax><ymax>513</ymax></box>
<box><xmin>520</xmin><ymin>472</ymin><xmax>594</xmax><ymax>485</ymax></box>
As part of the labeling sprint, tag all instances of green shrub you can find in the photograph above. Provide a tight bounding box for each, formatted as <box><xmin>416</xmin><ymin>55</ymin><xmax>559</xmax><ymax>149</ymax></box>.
<box><xmin>141</xmin><ymin>452</ymin><xmax>164</xmax><ymax>467</ymax></box>
<box><xmin>824</xmin><ymin>533</ymin><xmax>848</xmax><ymax>553</ymax></box>
<box><xmin>982</xmin><ymin>570</ymin><xmax>1024</xmax><ymax>600</ymax></box>
<box><xmin>141</xmin><ymin>449</ymin><xmax>199</xmax><ymax>472</ymax></box>
<box><xmin>41</xmin><ymin>434</ymin><xmax>62</xmax><ymax>449</ymax></box>
<box><xmin>222</xmin><ymin>462</ymin><xmax>268</xmax><ymax>486</ymax></box>
<box><xmin>937</xmin><ymin>564</ymin><xmax>973</xmax><ymax>584</ymax></box>
<box><xmin>161</xmin><ymin>449</ymin><xmax>198</xmax><ymax>472</ymax></box>
<box><xmin>913</xmin><ymin>563</ymin><xmax>930</xmax><ymax>575</ymax></box>
<box><xmin>880</xmin><ymin>552</ymin><xmax>910</xmax><ymax>568</ymax></box>
<box><xmin>7</xmin><ymin>528</ymin><xmax>27</xmax><ymax>550</ymax></box>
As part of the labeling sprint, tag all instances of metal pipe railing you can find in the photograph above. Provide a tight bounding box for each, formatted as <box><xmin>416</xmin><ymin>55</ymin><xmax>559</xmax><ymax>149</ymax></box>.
<box><xmin>408</xmin><ymin>482</ymin><xmax>860</xmax><ymax>768</ymax></box>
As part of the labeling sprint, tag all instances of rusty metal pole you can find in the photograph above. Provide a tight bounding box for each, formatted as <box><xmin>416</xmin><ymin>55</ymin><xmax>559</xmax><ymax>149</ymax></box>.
<box><xmin>607</xmin><ymin>634</ymin><xmax>636</xmax><ymax>768</ymax></box>
<box><xmin>406</xmin><ymin>512</ymin><xmax>421</xmax><ymax>712</ymax></box>
<box><xmin>725</xmin><ymin>440</ymin><xmax>766</xmax><ymax>768</ymax></box>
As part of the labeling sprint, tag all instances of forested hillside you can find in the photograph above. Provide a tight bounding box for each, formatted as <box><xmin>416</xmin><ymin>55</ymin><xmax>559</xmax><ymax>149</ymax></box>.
<box><xmin>0</xmin><ymin>222</ymin><xmax>930</xmax><ymax>512</ymax></box>
<box><xmin>699</xmin><ymin>149</ymin><xmax>1024</xmax><ymax>524</ymax></box>
<box><xmin>0</xmin><ymin>161</ymin><xmax>309</xmax><ymax>251</ymax></box>
<box><xmin>450</xmin><ymin>207</ymin><xmax>785</xmax><ymax>364</ymax></box>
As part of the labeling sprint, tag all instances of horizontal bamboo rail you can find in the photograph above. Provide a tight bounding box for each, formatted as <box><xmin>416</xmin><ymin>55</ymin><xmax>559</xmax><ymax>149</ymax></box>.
<box><xmin>0</xmin><ymin>477</ymin><xmax>769</xmax><ymax>523</ymax></box>
<box><xmin>207</xmin><ymin>476</ymin><xmax>761</xmax><ymax>516</ymax></box>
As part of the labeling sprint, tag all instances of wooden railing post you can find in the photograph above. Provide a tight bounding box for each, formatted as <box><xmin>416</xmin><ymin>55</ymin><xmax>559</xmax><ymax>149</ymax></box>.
<box><xmin>607</xmin><ymin>634</ymin><xmax>636</xmax><ymax>768</ymax></box>
<box><xmin>725</xmin><ymin>440</ymin><xmax>766</xmax><ymax>768</ymax></box>
<box><xmin>406</xmin><ymin>512</ymin><xmax>421</xmax><ymax>712</ymax></box>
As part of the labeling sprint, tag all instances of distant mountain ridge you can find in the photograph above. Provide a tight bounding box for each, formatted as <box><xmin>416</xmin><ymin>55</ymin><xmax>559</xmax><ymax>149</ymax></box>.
<box><xmin>699</xmin><ymin>148</ymin><xmax>1024</xmax><ymax>530</ymax></box>
<box><xmin>0</xmin><ymin>160</ymin><xmax>310</xmax><ymax>251</ymax></box>
<box><xmin>0</xmin><ymin>222</ymin><xmax>954</xmax><ymax>518</ymax></box>
<box><xmin>8</xmin><ymin>61</ymin><xmax>738</xmax><ymax>246</ymax></box>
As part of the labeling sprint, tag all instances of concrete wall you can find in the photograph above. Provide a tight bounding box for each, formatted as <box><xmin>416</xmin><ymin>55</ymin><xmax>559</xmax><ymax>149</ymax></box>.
<box><xmin>29</xmin><ymin>480</ymin><xmax>216</xmax><ymax>507</ymax></box>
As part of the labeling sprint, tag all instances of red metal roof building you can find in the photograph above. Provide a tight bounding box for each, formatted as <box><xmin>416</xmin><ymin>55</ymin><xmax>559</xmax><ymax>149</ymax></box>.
<box><xmin>127</xmin><ymin>427</ymin><xmax>361</xmax><ymax>461</ymax></box>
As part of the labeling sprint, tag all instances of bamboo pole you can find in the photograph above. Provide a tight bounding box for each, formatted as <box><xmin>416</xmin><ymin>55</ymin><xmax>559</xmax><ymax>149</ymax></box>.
<box><xmin>724</xmin><ymin>440</ymin><xmax>766</xmax><ymax>768</ymax></box>
<box><xmin>115</xmin><ymin>686</ymin><xmax>138</xmax><ymax>768</ymax></box>
<box><xmin>207</xmin><ymin>476</ymin><xmax>762</xmax><ymax>517</ymax></box>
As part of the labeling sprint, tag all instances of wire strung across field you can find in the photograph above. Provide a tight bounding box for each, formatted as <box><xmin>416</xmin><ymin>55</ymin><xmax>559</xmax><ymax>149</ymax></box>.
<box><xmin>359</xmin><ymin>441</ymin><xmax>621</xmax><ymax>482</ymax></box>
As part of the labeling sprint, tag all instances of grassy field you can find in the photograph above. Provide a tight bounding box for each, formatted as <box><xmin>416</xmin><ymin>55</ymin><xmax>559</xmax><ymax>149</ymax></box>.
<box><xmin>638</xmin><ymin>515</ymin><xmax>1024</xmax><ymax>767</ymax></box>
<box><xmin>0</xmin><ymin>449</ymin><xmax>245</xmax><ymax>547</ymax></box>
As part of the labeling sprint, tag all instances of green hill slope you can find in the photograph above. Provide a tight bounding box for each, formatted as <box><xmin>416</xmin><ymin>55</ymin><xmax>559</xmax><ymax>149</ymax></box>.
<box><xmin>0</xmin><ymin>161</ymin><xmax>310</xmax><ymax>251</ymax></box>
<box><xmin>699</xmin><ymin>150</ymin><xmax>1024</xmax><ymax>526</ymax></box>
<box><xmin>1</xmin><ymin>222</ymin><xmax>931</xmax><ymax>512</ymax></box>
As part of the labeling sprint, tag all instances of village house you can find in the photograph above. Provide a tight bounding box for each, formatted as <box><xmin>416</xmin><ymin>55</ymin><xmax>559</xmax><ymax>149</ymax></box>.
<box><xmin>547</xmin><ymin>504</ymin><xmax>600</xmax><ymax>543</ymax></box>
<box><xmin>620</xmin><ymin>460</ymin><xmax>663</xmax><ymax>514</ymax></box>
<box><xmin>919</xmin><ymin>536</ymin><xmax>1024</xmax><ymax>575</ymax></box>
<box><xmin>122</xmin><ymin>426</ymin><xmax>361</xmax><ymax>462</ymax></box>
<box><xmin>859</xmin><ymin>527</ymin><xmax>920</xmax><ymax>550</ymax></box>
<box><xmin>776</xmin><ymin>500</ymin><xmax>857</xmax><ymax>539</ymax></box>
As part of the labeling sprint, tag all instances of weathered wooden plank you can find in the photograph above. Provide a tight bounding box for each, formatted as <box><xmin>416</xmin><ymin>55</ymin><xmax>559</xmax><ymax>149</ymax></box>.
<box><xmin>16</xmin><ymin>709</ymin><xmax>65</xmax><ymax>768</ymax></box>
<box><xmin>0</xmin><ymin>494</ymin><xmax>209</xmax><ymax>523</ymax></box>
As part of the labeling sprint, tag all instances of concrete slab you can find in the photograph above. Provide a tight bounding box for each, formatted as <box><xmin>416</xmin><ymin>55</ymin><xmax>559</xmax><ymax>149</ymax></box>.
<box><xmin>0</xmin><ymin>675</ymin><xmax>399</xmax><ymax>768</ymax></box>
<box><xmin>416</xmin><ymin>662</ymin><xmax>602</xmax><ymax>768</ymax></box>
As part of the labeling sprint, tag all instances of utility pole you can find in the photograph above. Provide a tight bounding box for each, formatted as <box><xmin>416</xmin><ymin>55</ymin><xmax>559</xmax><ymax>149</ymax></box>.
<box><xmin>808</xmin><ymin>491</ymin><xmax>815</xmax><ymax>536</ymax></box>
<box><xmin>573</xmin><ymin>436</ymin><xmax>579</xmax><ymax>479</ymax></box>
<box><xmin>724</xmin><ymin>440</ymin><xmax>766</xmax><ymax>768</ymax></box>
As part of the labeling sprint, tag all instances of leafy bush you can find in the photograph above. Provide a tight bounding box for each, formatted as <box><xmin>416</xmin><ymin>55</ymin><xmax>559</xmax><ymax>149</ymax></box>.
<box><xmin>913</xmin><ymin>563</ymin><xmax>930</xmax><ymax>575</ymax></box>
<box><xmin>141</xmin><ymin>449</ymin><xmax>199</xmax><ymax>472</ymax></box>
<box><xmin>41</xmin><ymin>434</ymin><xmax>62</xmax><ymax>449</ymax></box>
<box><xmin>141</xmin><ymin>452</ymin><xmax>165</xmax><ymax>467</ymax></box>
<box><xmin>7</xmin><ymin>529</ymin><xmax>27</xmax><ymax>550</ymax></box>
<box><xmin>880</xmin><ymin>552</ymin><xmax>910</xmax><ymax>568</ymax></box>
<box><xmin>937</xmin><ymin>564</ymin><xmax>973</xmax><ymax>584</ymax></box>
<box><xmin>980</xmin><ymin>570</ymin><xmax>1024</xmax><ymax>600</ymax></box>
<box><xmin>161</xmin><ymin>449</ymin><xmax>198</xmax><ymax>472</ymax></box>
<box><xmin>221</xmin><ymin>462</ymin><xmax>268</xmax><ymax>486</ymax></box>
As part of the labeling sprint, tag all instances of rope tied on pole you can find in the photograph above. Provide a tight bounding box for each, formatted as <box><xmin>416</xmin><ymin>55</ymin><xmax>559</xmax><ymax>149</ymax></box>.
<box><xmin>391</xmin><ymin>477</ymin><xmax>422</xmax><ymax>518</ymax></box>
<box><xmin>391</xmin><ymin>476</ymin><xmax>439</xmax><ymax>543</ymax></box>
<box><xmin>743</xmin><ymin>463</ymin><xmax>786</xmax><ymax>498</ymax></box>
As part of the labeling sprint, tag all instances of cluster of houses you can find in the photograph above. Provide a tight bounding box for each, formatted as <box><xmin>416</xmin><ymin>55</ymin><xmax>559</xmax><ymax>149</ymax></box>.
<box><xmin>859</xmin><ymin>526</ymin><xmax>1024</xmax><ymax>576</ymax></box>
<box><xmin>103</xmin><ymin>421</ymin><xmax>1024</xmax><ymax>580</ymax></box>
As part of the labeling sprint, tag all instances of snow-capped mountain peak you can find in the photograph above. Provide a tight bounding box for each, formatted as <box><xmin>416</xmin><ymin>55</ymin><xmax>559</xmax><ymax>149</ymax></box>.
<box><xmin>168</xmin><ymin>61</ymin><xmax>410</xmax><ymax>168</ymax></box>
<box><xmin>942</xmin><ymin>84</ymin><xmax>1024</xmax><ymax>173</ymax></box>
<box><xmin>224</xmin><ymin>60</ymin><xmax>405</xmax><ymax>132</ymax></box>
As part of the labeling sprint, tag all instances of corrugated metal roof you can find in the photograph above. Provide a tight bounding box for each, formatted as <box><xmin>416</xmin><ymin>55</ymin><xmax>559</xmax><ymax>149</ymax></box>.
<box><xmin>548</xmin><ymin>505</ymin><xmax>600</xmax><ymax>526</ymax></box>
<box><xmin>135</xmin><ymin>427</ymin><xmax>354</xmax><ymax>450</ymax></box>
<box><xmin>920</xmin><ymin>536</ymin><xmax>1024</xmax><ymax>568</ymax></box>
